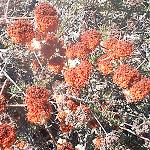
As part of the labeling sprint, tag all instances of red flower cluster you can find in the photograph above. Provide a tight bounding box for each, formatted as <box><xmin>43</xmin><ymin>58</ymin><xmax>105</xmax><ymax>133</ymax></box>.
<box><xmin>66</xmin><ymin>29</ymin><xmax>101</xmax><ymax>60</ymax></box>
<box><xmin>40</xmin><ymin>34</ymin><xmax>65</xmax><ymax>60</ymax></box>
<box><xmin>7</xmin><ymin>20</ymin><xmax>35</xmax><ymax>44</ymax></box>
<box><xmin>113</xmin><ymin>64</ymin><xmax>141</xmax><ymax>88</ymax></box>
<box><xmin>0</xmin><ymin>95</ymin><xmax>6</xmax><ymax>113</ymax></box>
<box><xmin>34</xmin><ymin>2</ymin><xmax>58</xmax><ymax>33</ymax></box>
<box><xmin>40</xmin><ymin>43</ymin><xmax>56</xmax><ymax>59</ymax></box>
<box><xmin>103</xmin><ymin>38</ymin><xmax>133</xmax><ymax>59</ymax></box>
<box><xmin>25</xmin><ymin>86</ymin><xmax>52</xmax><ymax>125</ymax></box>
<box><xmin>97</xmin><ymin>54</ymin><xmax>113</xmax><ymax>75</ymax></box>
<box><xmin>0</xmin><ymin>124</ymin><xmax>16</xmax><ymax>148</ymax></box>
<box><xmin>34</xmin><ymin>2</ymin><xmax>57</xmax><ymax>19</ymax></box>
<box><xmin>80</xmin><ymin>29</ymin><xmax>102</xmax><ymax>50</ymax></box>
<box><xmin>66</xmin><ymin>42</ymin><xmax>90</xmax><ymax>59</ymax></box>
<box><xmin>47</xmin><ymin>56</ymin><xmax>64</xmax><ymax>73</ymax></box>
<box><xmin>64</xmin><ymin>60</ymin><xmax>92</xmax><ymax>89</ymax></box>
<box><xmin>129</xmin><ymin>77</ymin><xmax>150</xmax><ymax>102</ymax></box>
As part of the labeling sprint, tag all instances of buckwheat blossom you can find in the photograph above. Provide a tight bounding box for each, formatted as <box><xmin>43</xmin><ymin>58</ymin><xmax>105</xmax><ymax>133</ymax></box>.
<box><xmin>25</xmin><ymin>86</ymin><xmax>52</xmax><ymax>125</ymax></box>
<box><xmin>34</xmin><ymin>2</ymin><xmax>57</xmax><ymax>20</ymax></box>
<box><xmin>113</xmin><ymin>64</ymin><xmax>141</xmax><ymax>88</ymax></box>
<box><xmin>34</xmin><ymin>3</ymin><xmax>59</xmax><ymax>33</ymax></box>
<box><xmin>64</xmin><ymin>60</ymin><xmax>92</xmax><ymax>90</ymax></box>
<box><xmin>40</xmin><ymin>43</ymin><xmax>55</xmax><ymax>59</ymax></box>
<box><xmin>45</xmin><ymin>33</ymin><xmax>58</xmax><ymax>46</ymax></box>
<box><xmin>36</xmin><ymin>15</ymin><xmax>59</xmax><ymax>33</ymax></box>
<box><xmin>7</xmin><ymin>20</ymin><xmax>35</xmax><ymax>44</ymax></box>
<box><xmin>0</xmin><ymin>124</ymin><xmax>16</xmax><ymax>148</ymax></box>
<box><xmin>0</xmin><ymin>95</ymin><xmax>6</xmax><ymax>113</ymax></box>
<box><xmin>25</xmin><ymin>86</ymin><xmax>50</xmax><ymax>104</ymax></box>
<box><xmin>97</xmin><ymin>54</ymin><xmax>113</xmax><ymax>75</ymax></box>
<box><xmin>80</xmin><ymin>29</ymin><xmax>102</xmax><ymax>50</ymax></box>
<box><xmin>66</xmin><ymin>42</ymin><xmax>90</xmax><ymax>59</ymax></box>
<box><xmin>47</xmin><ymin>56</ymin><xmax>64</xmax><ymax>73</ymax></box>
<box><xmin>128</xmin><ymin>77</ymin><xmax>150</xmax><ymax>102</ymax></box>
<box><xmin>103</xmin><ymin>38</ymin><xmax>133</xmax><ymax>59</ymax></box>
<box><xmin>26</xmin><ymin>102</ymin><xmax>52</xmax><ymax>125</ymax></box>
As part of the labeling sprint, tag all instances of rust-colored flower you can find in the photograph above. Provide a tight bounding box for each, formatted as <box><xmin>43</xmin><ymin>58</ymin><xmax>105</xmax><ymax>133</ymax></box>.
<box><xmin>103</xmin><ymin>38</ymin><xmax>133</xmax><ymax>59</ymax></box>
<box><xmin>7</xmin><ymin>20</ymin><xmax>35</xmax><ymax>44</ymax></box>
<box><xmin>0</xmin><ymin>95</ymin><xmax>6</xmax><ymax>113</ymax></box>
<box><xmin>26</xmin><ymin>102</ymin><xmax>52</xmax><ymax>125</ymax></box>
<box><xmin>113</xmin><ymin>64</ymin><xmax>141</xmax><ymax>88</ymax></box>
<box><xmin>64</xmin><ymin>60</ymin><xmax>92</xmax><ymax>90</ymax></box>
<box><xmin>40</xmin><ymin>43</ymin><xmax>55</xmax><ymax>59</ymax></box>
<box><xmin>25</xmin><ymin>85</ymin><xmax>50</xmax><ymax>104</ymax></box>
<box><xmin>0</xmin><ymin>124</ymin><xmax>16</xmax><ymax>148</ymax></box>
<box><xmin>80</xmin><ymin>29</ymin><xmax>102</xmax><ymax>50</ymax></box>
<box><xmin>25</xmin><ymin>86</ymin><xmax>51</xmax><ymax>125</ymax></box>
<box><xmin>37</xmin><ymin>15</ymin><xmax>59</xmax><ymax>33</ymax></box>
<box><xmin>45</xmin><ymin>33</ymin><xmax>58</xmax><ymax>46</ymax></box>
<box><xmin>66</xmin><ymin>42</ymin><xmax>90</xmax><ymax>59</ymax></box>
<box><xmin>57</xmin><ymin>111</ymin><xmax>67</xmax><ymax>122</ymax></box>
<box><xmin>34</xmin><ymin>2</ymin><xmax>57</xmax><ymax>20</ymax></box>
<box><xmin>66</xmin><ymin>99</ymin><xmax>79</xmax><ymax>112</ymax></box>
<box><xmin>47</xmin><ymin>56</ymin><xmax>64</xmax><ymax>73</ymax></box>
<box><xmin>129</xmin><ymin>77</ymin><xmax>150</xmax><ymax>102</ymax></box>
<box><xmin>35</xmin><ymin>30</ymin><xmax>46</xmax><ymax>41</ymax></box>
<box><xmin>97</xmin><ymin>54</ymin><xmax>113</xmax><ymax>75</ymax></box>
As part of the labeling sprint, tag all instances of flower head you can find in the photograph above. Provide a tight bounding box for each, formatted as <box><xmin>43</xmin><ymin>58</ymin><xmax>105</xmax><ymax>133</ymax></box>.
<box><xmin>64</xmin><ymin>60</ymin><xmax>92</xmax><ymax>90</ymax></box>
<box><xmin>25</xmin><ymin>85</ymin><xmax>50</xmax><ymax>104</ymax></box>
<box><xmin>25</xmin><ymin>86</ymin><xmax>51</xmax><ymax>125</ymax></box>
<box><xmin>0</xmin><ymin>124</ymin><xmax>16</xmax><ymax>148</ymax></box>
<box><xmin>7</xmin><ymin>20</ymin><xmax>35</xmax><ymax>44</ymax></box>
<box><xmin>37</xmin><ymin>15</ymin><xmax>59</xmax><ymax>33</ymax></box>
<box><xmin>45</xmin><ymin>33</ymin><xmax>58</xmax><ymax>46</ymax></box>
<box><xmin>80</xmin><ymin>29</ymin><xmax>102</xmax><ymax>50</ymax></box>
<box><xmin>97</xmin><ymin>54</ymin><xmax>113</xmax><ymax>75</ymax></box>
<box><xmin>47</xmin><ymin>56</ymin><xmax>64</xmax><ymax>73</ymax></box>
<box><xmin>113</xmin><ymin>64</ymin><xmax>141</xmax><ymax>88</ymax></box>
<box><xmin>40</xmin><ymin>43</ymin><xmax>55</xmax><ymax>59</ymax></box>
<box><xmin>128</xmin><ymin>77</ymin><xmax>150</xmax><ymax>102</ymax></box>
<box><xmin>66</xmin><ymin>42</ymin><xmax>90</xmax><ymax>59</ymax></box>
<box><xmin>26</xmin><ymin>102</ymin><xmax>52</xmax><ymax>125</ymax></box>
<box><xmin>34</xmin><ymin>2</ymin><xmax>57</xmax><ymax>20</ymax></box>
<box><xmin>103</xmin><ymin>38</ymin><xmax>133</xmax><ymax>59</ymax></box>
